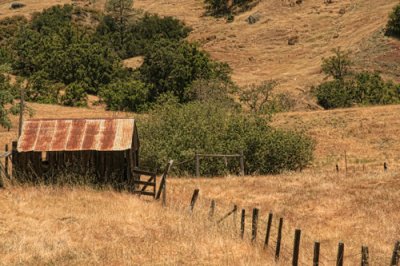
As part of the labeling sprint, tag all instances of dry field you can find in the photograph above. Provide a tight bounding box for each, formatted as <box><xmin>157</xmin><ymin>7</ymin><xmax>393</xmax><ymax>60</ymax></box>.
<box><xmin>1</xmin><ymin>170</ymin><xmax>399</xmax><ymax>265</ymax></box>
<box><xmin>0</xmin><ymin>185</ymin><xmax>276</xmax><ymax>265</ymax></box>
<box><xmin>169</xmin><ymin>170</ymin><xmax>400</xmax><ymax>265</ymax></box>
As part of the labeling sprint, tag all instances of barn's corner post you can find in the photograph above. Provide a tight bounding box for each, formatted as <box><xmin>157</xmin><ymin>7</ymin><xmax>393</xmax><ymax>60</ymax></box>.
<box><xmin>11</xmin><ymin>141</ymin><xmax>18</xmax><ymax>180</ymax></box>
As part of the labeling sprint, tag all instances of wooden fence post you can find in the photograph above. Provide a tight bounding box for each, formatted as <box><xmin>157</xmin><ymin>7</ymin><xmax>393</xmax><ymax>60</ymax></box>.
<box><xmin>195</xmin><ymin>153</ymin><xmax>200</xmax><ymax>177</ymax></box>
<box><xmin>384</xmin><ymin>162</ymin><xmax>388</xmax><ymax>172</ymax></box>
<box><xmin>336</xmin><ymin>164</ymin><xmax>339</xmax><ymax>173</ymax></box>
<box><xmin>233</xmin><ymin>204</ymin><xmax>238</xmax><ymax>227</ymax></box>
<box><xmin>275</xmin><ymin>218</ymin><xmax>283</xmax><ymax>260</ymax></box>
<box><xmin>190</xmin><ymin>189</ymin><xmax>200</xmax><ymax>212</ymax></box>
<box><xmin>251</xmin><ymin>208</ymin><xmax>259</xmax><ymax>243</ymax></box>
<box><xmin>264</xmin><ymin>212</ymin><xmax>273</xmax><ymax>248</ymax></box>
<box><xmin>361</xmin><ymin>246</ymin><xmax>369</xmax><ymax>266</ymax></box>
<box><xmin>313</xmin><ymin>242</ymin><xmax>320</xmax><ymax>266</ymax></box>
<box><xmin>240</xmin><ymin>209</ymin><xmax>245</xmax><ymax>239</ymax></box>
<box><xmin>239</xmin><ymin>151</ymin><xmax>245</xmax><ymax>176</ymax></box>
<box><xmin>292</xmin><ymin>229</ymin><xmax>301</xmax><ymax>266</ymax></box>
<box><xmin>337</xmin><ymin>242</ymin><xmax>344</xmax><ymax>266</ymax></box>
<box><xmin>209</xmin><ymin>200</ymin><xmax>215</xmax><ymax>220</ymax></box>
<box><xmin>390</xmin><ymin>241</ymin><xmax>400</xmax><ymax>266</ymax></box>
<box><xmin>5</xmin><ymin>144</ymin><xmax>9</xmax><ymax>177</ymax></box>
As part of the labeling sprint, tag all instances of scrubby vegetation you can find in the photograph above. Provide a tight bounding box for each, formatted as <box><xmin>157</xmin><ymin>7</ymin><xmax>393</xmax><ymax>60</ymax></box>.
<box><xmin>140</xmin><ymin>98</ymin><xmax>314</xmax><ymax>176</ymax></box>
<box><xmin>313</xmin><ymin>48</ymin><xmax>400</xmax><ymax>109</ymax></box>
<box><xmin>204</xmin><ymin>0</ymin><xmax>257</xmax><ymax>18</ymax></box>
<box><xmin>386</xmin><ymin>4</ymin><xmax>400</xmax><ymax>37</ymax></box>
<box><xmin>0</xmin><ymin>3</ymin><xmax>221</xmax><ymax>110</ymax></box>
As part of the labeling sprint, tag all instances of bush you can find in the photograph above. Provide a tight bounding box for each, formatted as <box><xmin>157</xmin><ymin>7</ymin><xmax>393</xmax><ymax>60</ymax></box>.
<box><xmin>99</xmin><ymin>78</ymin><xmax>151</xmax><ymax>111</ymax></box>
<box><xmin>25</xmin><ymin>71</ymin><xmax>59</xmax><ymax>104</ymax></box>
<box><xmin>313</xmin><ymin>80</ymin><xmax>355</xmax><ymax>109</ymax></box>
<box><xmin>0</xmin><ymin>73</ymin><xmax>15</xmax><ymax>129</ymax></box>
<box><xmin>139</xmin><ymin>100</ymin><xmax>314</xmax><ymax>176</ymax></box>
<box><xmin>314</xmin><ymin>72</ymin><xmax>400</xmax><ymax>109</ymax></box>
<box><xmin>139</xmin><ymin>39</ymin><xmax>231</xmax><ymax>103</ymax></box>
<box><xmin>386</xmin><ymin>4</ymin><xmax>400</xmax><ymax>37</ymax></box>
<box><xmin>61</xmin><ymin>82</ymin><xmax>88</xmax><ymax>107</ymax></box>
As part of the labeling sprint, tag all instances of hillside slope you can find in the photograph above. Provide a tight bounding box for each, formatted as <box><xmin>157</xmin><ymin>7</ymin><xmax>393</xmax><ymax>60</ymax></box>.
<box><xmin>132</xmin><ymin>0</ymin><xmax>400</xmax><ymax>108</ymax></box>
<box><xmin>1</xmin><ymin>0</ymin><xmax>399</xmax><ymax>108</ymax></box>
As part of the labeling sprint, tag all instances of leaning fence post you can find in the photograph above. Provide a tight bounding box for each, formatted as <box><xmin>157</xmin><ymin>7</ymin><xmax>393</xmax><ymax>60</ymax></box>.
<box><xmin>292</xmin><ymin>229</ymin><xmax>301</xmax><ymax>266</ymax></box>
<box><xmin>275</xmin><ymin>217</ymin><xmax>283</xmax><ymax>260</ymax></box>
<box><xmin>209</xmin><ymin>200</ymin><xmax>215</xmax><ymax>220</ymax></box>
<box><xmin>390</xmin><ymin>241</ymin><xmax>400</xmax><ymax>266</ymax></box>
<box><xmin>233</xmin><ymin>205</ymin><xmax>238</xmax><ymax>227</ymax></box>
<box><xmin>251</xmin><ymin>208</ymin><xmax>259</xmax><ymax>243</ymax></box>
<box><xmin>384</xmin><ymin>162</ymin><xmax>388</xmax><ymax>172</ymax></box>
<box><xmin>5</xmin><ymin>144</ymin><xmax>9</xmax><ymax>177</ymax></box>
<box><xmin>240</xmin><ymin>209</ymin><xmax>245</xmax><ymax>239</ymax></box>
<box><xmin>239</xmin><ymin>151</ymin><xmax>245</xmax><ymax>176</ymax></box>
<box><xmin>190</xmin><ymin>189</ymin><xmax>200</xmax><ymax>212</ymax></box>
<box><xmin>195</xmin><ymin>153</ymin><xmax>200</xmax><ymax>177</ymax></box>
<box><xmin>361</xmin><ymin>246</ymin><xmax>369</xmax><ymax>266</ymax></box>
<box><xmin>337</xmin><ymin>242</ymin><xmax>344</xmax><ymax>266</ymax></box>
<box><xmin>313</xmin><ymin>242</ymin><xmax>320</xmax><ymax>266</ymax></box>
<box><xmin>264</xmin><ymin>212</ymin><xmax>273</xmax><ymax>248</ymax></box>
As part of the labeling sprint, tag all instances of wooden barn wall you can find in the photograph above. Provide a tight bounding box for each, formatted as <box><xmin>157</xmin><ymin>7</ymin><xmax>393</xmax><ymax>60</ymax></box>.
<box><xmin>12</xmin><ymin>150</ymin><xmax>136</xmax><ymax>184</ymax></box>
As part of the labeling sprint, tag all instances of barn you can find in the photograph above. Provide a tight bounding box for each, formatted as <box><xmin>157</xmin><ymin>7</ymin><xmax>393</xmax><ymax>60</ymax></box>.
<box><xmin>11</xmin><ymin>118</ymin><xmax>139</xmax><ymax>187</ymax></box>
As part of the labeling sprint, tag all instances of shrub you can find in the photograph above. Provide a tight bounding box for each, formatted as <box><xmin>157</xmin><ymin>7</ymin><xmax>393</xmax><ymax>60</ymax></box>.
<box><xmin>313</xmin><ymin>80</ymin><xmax>355</xmax><ymax>109</ymax></box>
<box><xmin>61</xmin><ymin>82</ymin><xmax>88</xmax><ymax>107</ymax></box>
<box><xmin>139</xmin><ymin>39</ymin><xmax>231</xmax><ymax>103</ymax></box>
<box><xmin>13</xmin><ymin>5</ymin><xmax>122</xmax><ymax>93</ymax></box>
<box><xmin>321</xmin><ymin>48</ymin><xmax>352</xmax><ymax>81</ymax></box>
<box><xmin>314</xmin><ymin>71</ymin><xmax>400</xmax><ymax>109</ymax></box>
<box><xmin>99</xmin><ymin>78</ymin><xmax>151</xmax><ymax>111</ymax></box>
<box><xmin>386</xmin><ymin>4</ymin><xmax>400</xmax><ymax>37</ymax></box>
<box><xmin>0</xmin><ymin>73</ymin><xmax>15</xmax><ymax>129</ymax></box>
<box><xmin>139</xmin><ymin>100</ymin><xmax>314</xmax><ymax>176</ymax></box>
<box><xmin>25</xmin><ymin>71</ymin><xmax>59</xmax><ymax>104</ymax></box>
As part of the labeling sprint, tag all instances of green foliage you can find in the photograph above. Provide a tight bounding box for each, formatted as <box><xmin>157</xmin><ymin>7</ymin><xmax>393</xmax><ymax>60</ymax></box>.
<box><xmin>104</xmin><ymin>0</ymin><xmax>134</xmax><ymax>49</ymax></box>
<box><xmin>140</xmin><ymin>101</ymin><xmax>314</xmax><ymax>176</ymax></box>
<box><xmin>204</xmin><ymin>0</ymin><xmax>230</xmax><ymax>16</ymax></box>
<box><xmin>96</xmin><ymin>13</ymin><xmax>191</xmax><ymax>58</ymax></box>
<box><xmin>140</xmin><ymin>39</ymin><xmax>231</xmax><ymax>103</ymax></box>
<box><xmin>25</xmin><ymin>71</ymin><xmax>59</xmax><ymax>104</ymax></box>
<box><xmin>314</xmin><ymin>72</ymin><xmax>400</xmax><ymax>109</ymax></box>
<box><xmin>314</xmin><ymin>48</ymin><xmax>400</xmax><ymax>109</ymax></box>
<box><xmin>321</xmin><ymin>48</ymin><xmax>352</xmax><ymax>81</ymax></box>
<box><xmin>99</xmin><ymin>78</ymin><xmax>151</xmax><ymax>111</ymax></box>
<box><xmin>61</xmin><ymin>82</ymin><xmax>88</xmax><ymax>107</ymax></box>
<box><xmin>313</xmin><ymin>80</ymin><xmax>355</xmax><ymax>109</ymax></box>
<box><xmin>12</xmin><ymin>5</ymin><xmax>122</xmax><ymax>95</ymax></box>
<box><xmin>0</xmin><ymin>73</ymin><xmax>14</xmax><ymax>129</ymax></box>
<box><xmin>239</xmin><ymin>80</ymin><xmax>278</xmax><ymax>113</ymax></box>
<box><xmin>386</xmin><ymin>4</ymin><xmax>400</xmax><ymax>37</ymax></box>
<box><xmin>204</xmin><ymin>0</ymin><xmax>254</xmax><ymax>17</ymax></box>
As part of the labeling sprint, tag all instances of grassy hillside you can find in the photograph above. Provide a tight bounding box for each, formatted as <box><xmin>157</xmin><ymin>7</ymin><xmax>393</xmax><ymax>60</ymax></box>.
<box><xmin>1</xmin><ymin>0</ymin><xmax>399</xmax><ymax>109</ymax></box>
<box><xmin>0</xmin><ymin>186</ymin><xmax>275</xmax><ymax>265</ymax></box>
<box><xmin>169</xmin><ymin>171</ymin><xmax>400</xmax><ymax>264</ymax></box>
<box><xmin>1</xmin><ymin>170</ymin><xmax>398</xmax><ymax>264</ymax></box>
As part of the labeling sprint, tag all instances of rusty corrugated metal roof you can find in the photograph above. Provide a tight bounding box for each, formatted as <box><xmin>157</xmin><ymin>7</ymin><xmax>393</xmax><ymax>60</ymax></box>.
<box><xmin>17</xmin><ymin>118</ymin><xmax>135</xmax><ymax>152</ymax></box>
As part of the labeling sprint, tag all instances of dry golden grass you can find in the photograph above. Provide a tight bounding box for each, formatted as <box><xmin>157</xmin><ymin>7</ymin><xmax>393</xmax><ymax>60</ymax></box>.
<box><xmin>0</xmin><ymin>185</ymin><xmax>277</xmax><ymax>265</ymax></box>
<box><xmin>1</xmin><ymin>170</ymin><xmax>398</xmax><ymax>265</ymax></box>
<box><xmin>169</xmin><ymin>170</ymin><xmax>400</xmax><ymax>264</ymax></box>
